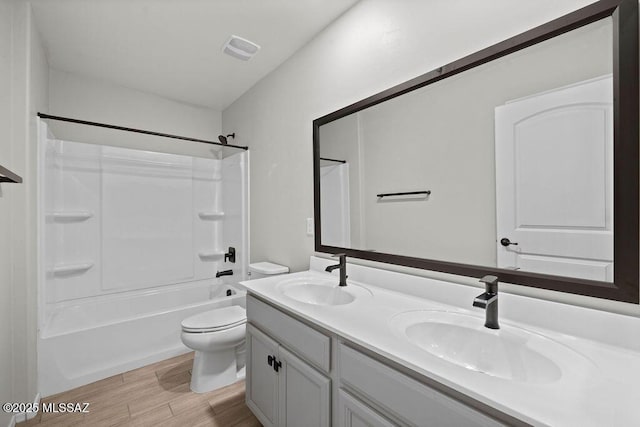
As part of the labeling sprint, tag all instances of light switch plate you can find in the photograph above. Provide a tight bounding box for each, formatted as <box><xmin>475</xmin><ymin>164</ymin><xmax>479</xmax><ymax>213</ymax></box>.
<box><xmin>306</xmin><ymin>218</ymin><xmax>314</xmax><ymax>236</ymax></box>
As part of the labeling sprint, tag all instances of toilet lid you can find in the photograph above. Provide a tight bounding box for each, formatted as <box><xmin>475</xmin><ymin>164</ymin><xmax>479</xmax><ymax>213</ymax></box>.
<box><xmin>181</xmin><ymin>306</ymin><xmax>246</xmax><ymax>333</ymax></box>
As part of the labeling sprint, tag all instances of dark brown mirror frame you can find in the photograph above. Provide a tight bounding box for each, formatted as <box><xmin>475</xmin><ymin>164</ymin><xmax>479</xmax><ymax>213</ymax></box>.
<box><xmin>313</xmin><ymin>0</ymin><xmax>639</xmax><ymax>303</ymax></box>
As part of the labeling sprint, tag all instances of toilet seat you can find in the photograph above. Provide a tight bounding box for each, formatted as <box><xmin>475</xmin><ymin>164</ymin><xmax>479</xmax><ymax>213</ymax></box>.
<box><xmin>181</xmin><ymin>306</ymin><xmax>246</xmax><ymax>333</ymax></box>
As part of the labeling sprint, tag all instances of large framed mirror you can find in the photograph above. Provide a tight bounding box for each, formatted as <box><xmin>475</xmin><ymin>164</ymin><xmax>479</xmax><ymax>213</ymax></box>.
<box><xmin>313</xmin><ymin>0</ymin><xmax>639</xmax><ymax>303</ymax></box>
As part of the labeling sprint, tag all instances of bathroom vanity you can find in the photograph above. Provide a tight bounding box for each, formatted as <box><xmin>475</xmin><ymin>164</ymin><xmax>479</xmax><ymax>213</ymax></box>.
<box><xmin>241</xmin><ymin>257</ymin><xmax>640</xmax><ymax>427</ymax></box>
<box><xmin>245</xmin><ymin>295</ymin><xmax>505</xmax><ymax>426</ymax></box>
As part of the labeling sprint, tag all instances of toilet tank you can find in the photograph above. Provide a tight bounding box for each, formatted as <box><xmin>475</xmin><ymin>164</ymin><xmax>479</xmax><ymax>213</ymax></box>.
<box><xmin>248</xmin><ymin>262</ymin><xmax>289</xmax><ymax>280</ymax></box>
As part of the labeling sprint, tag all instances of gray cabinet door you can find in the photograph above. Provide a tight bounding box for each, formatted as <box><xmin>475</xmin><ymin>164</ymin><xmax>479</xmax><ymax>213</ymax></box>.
<box><xmin>338</xmin><ymin>389</ymin><xmax>397</xmax><ymax>427</ymax></box>
<box><xmin>278</xmin><ymin>346</ymin><xmax>331</xmax><ymax>427</ymax></box>
<box><xmin>246</xmin><ymin>324</ymin><xmax>279</xmax><ymax>427</ymax></box>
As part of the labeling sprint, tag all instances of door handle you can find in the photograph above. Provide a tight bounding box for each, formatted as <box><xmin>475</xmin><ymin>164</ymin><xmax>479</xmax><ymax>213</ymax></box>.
<box><xmin>267</xmin><ymin>355</ymin><xmax>274</xmax><ymax>366</ymax></box>
<box><xmin>500</xmin><ymin>238</ymin><xmax>518</xmax><ymax>247</ymax></box>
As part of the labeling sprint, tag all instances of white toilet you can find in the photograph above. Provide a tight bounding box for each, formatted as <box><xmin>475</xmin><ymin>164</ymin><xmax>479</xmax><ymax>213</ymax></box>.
<box><xmin>247</xmin><ymin>261</ymin><xmax>289</xmax><ymax>280</ymax></box>
<box><xmin>181</xmin><ymin>305</ymin><xmax>247</xmax><ymax>393</ymax></box>
<box><xmin>181</xmin><ymin>262</ymin><xmax>289</xmax><ymax>393</ymax></box>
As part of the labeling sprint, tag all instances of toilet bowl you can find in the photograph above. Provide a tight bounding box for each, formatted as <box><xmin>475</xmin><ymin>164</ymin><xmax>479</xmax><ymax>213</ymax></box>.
<box><xmin>180</xmin><ymin>305</ymin><xmax>247</xmax><ymax>393</ymax></box>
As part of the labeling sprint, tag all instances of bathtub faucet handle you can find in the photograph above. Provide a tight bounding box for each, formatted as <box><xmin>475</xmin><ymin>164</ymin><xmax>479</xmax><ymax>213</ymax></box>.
<box><xmin>224</xmin><ymin>247</ymin><xmax>236</xmax><ymax>263</ymax></box>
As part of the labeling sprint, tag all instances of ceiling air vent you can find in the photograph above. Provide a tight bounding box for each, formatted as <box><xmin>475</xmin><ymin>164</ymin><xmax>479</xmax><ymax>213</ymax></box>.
<box><xmin>222</xmin><ymin>35</ymin><xmax>260</xmax><ymax>61</ymax></box>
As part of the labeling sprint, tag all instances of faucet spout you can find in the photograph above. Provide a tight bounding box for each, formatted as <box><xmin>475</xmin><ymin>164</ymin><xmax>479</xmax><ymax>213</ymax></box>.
<box><xmin>474</xmin><ymin>275</ymin><xmax>499</xmax><ymax>329</ymax></box>
<box><xmin>325</xmin><ymin>253</ymin><xmax>348</xmax><ymax>286</ymax></box>
<box><xmin>472</xmin><ymin>293</ymin><xmax>497</xmax><ymax>309</ymax></box>
<box><xmin>216</xmin><ymin>269</ymin><xmax>233</xmax><ymax>278</ymax></box>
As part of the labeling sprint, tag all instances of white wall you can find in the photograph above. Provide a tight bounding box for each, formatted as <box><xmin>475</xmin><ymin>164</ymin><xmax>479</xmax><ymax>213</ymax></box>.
<box><xmin>0</xmin><ymin>2</ymin><xmax>15</xmax><ymax>424</ymax></box>
<box><xmin>222</xmin><ymin>0</ymin><xmax>640</xmax><ymax>316</ymax></box>
<box><xmin>49</xmin><ymin>69</ymin><xmax>222</xmax><ymax>158</ymax></box>
<box><xmin>0</xmin><ymin>1</ymin><xmax>49</xmax><ymax>423</ymax></box>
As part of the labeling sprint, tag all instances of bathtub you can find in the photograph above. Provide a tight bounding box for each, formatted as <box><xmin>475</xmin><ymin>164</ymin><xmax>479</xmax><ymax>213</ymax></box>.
<box><xmin>38</xmin><ymin>281</ymin><xmax>246</xmax><ymax>397</ymax></box>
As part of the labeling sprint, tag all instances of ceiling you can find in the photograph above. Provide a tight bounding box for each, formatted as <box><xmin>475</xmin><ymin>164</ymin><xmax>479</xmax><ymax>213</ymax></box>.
<box><xmin>31</xmin><ymin>0</ymin><xmax>359</xmax><ymax>110</ymax></box>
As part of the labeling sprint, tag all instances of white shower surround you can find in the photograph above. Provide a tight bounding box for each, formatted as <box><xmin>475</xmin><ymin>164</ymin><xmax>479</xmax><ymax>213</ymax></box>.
<box><xmin>37</xmin><ymin>121</ymin><xmax>249</xmax><ymax>396</ymax></box>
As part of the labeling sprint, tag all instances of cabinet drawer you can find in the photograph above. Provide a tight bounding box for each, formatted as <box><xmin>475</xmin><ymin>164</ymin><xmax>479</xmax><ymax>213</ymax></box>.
<box><xmin>338</xmin><ymin>343</ymin><xmax>505</xmax><ymax>427</ymax></box>
<box><xmin>338</xmin><ymin>389</ymin><xmax>397</xmax><ymax>427</ymax></box>
<box><xmin>247</xmin><ymin>295</ymin><xmax>330</xmax><ymax>372</ymax></box>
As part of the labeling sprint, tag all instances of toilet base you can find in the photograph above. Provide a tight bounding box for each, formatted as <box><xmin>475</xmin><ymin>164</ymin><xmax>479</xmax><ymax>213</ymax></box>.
<box><xmin>190</xmin><ymin>348</ymin><xmax>238</xmax><ymax>393</ymax></box>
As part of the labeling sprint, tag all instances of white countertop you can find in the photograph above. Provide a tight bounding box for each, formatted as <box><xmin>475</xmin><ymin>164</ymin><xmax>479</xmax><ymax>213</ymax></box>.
<box><xmin>240</xmin><ymin>257</ymin><xmax>640</xmax><ymax>427</ymax></box>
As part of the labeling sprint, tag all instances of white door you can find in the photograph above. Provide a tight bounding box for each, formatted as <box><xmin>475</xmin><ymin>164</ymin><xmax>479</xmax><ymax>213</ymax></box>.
<box><xmin>495</xmin><ymin>75</ymin><xmax>613</xmax><ymax>281</ymax></box>
<box><xmin>320</xmin><ymin>163</ymin><xmax>351</xmax><ymax>247</ymax></box>
<box><xmin>246</xmin><ymin>324</ymin><xmax>279</xmax><ymax>427</ymax></box>
<box><xmin>278</xmin><ymin>346</ymin><xmax>331</xmax><ymax>427</ymax></box>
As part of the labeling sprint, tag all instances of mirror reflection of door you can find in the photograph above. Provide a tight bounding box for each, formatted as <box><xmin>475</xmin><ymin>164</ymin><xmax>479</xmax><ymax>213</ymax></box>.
<box><xmin>495</xmin><ymin>75</ymin><xmax>613</xmax><ymax>281</ymax></box>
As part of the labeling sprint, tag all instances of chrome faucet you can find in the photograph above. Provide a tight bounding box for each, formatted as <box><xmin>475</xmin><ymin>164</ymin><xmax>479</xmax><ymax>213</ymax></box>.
<box><xmin>325</xmin><ymin>253</ymin><xmax>348</xmax><ymax>286</ymax></box>
<box><xmin>473</xmin><ymin>275</ymin><xmax>499</xmax><ymax>329</ymax></box>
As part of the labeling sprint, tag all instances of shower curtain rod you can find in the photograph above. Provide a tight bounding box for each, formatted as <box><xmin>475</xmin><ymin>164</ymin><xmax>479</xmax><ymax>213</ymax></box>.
<box><xmin>37</xmin><ymin>113</ymin><xmax>248</xmax><ymax>150</ymax></box>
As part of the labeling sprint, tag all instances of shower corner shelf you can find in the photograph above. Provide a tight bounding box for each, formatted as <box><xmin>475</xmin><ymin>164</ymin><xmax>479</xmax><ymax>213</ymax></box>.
<box><xmin>0</xmin><ymin>164</ymin><xmax>22</xmax><ymax>183</ymax></box>
<box><xmin>198</xmin><ymin>251</ymin><xmax>225</xmax><ymax>260</ymax></box>
<box><xmin>51</xmin><ymin>262</ymin><xmax>94</xmax><ymax>276</ymax></box>
<box><xmin>198</xmin><ymin>211</ymin><xmax>225</xmax><ymax>220</ymax></box>
<box><xmin>47</xmin><ymin>211</ymin><xmax>94</xmax><ymax>222</ymax></box>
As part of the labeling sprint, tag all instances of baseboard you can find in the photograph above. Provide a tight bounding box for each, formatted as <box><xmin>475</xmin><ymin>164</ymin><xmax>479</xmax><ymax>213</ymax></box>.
<box><xmin>8</xmin><ymin>392</ymin><xmax>40</xmax><ymax>427</ymax></box>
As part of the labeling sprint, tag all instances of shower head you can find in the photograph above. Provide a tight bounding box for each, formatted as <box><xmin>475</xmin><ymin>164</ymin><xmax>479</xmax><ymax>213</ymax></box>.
<box><xmin>217</xmin><ymin>133</ymin><xmax>236</xmax><ymax>145</ymax></box>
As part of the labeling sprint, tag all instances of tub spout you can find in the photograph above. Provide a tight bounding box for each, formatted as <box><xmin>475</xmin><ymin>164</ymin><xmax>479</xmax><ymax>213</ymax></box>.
<box><xmin>216</xmin><ymin>269</ymin><xmax>233</xmax><ymax>278</ymax></box>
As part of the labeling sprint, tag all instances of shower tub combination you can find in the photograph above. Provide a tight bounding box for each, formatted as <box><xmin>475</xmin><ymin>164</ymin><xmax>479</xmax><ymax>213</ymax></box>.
<box><xmin>37</xmin><ymin>120</ymin><xmax>249</xmax><ymax>396</ymax></box>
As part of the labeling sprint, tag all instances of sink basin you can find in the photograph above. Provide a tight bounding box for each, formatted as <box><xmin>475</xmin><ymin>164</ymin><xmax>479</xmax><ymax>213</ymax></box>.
<box><xmin>284</xmin><ymin>283</ymin><xmax>355</xmax><ymax>306</ymax></box>
<box><xmin>276</xmin><ymin>276</ymin><xmax>372</xmax><ymax>306</ymax></box>
<box><xmin>390</xmin><ymin>311</ymin><xmax>591</xmax><ymax>384</ymax></box>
